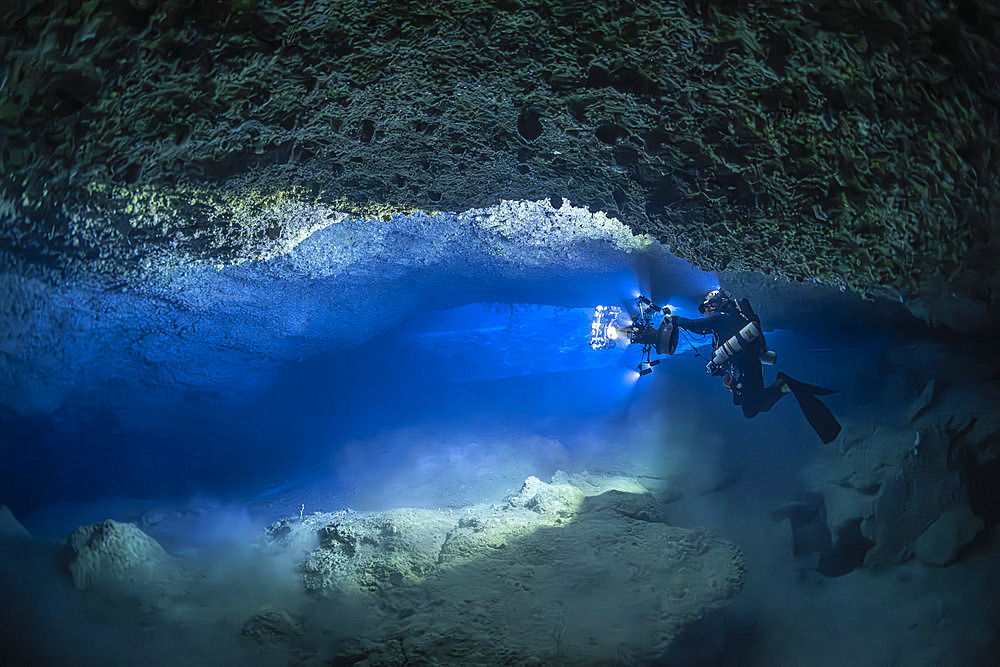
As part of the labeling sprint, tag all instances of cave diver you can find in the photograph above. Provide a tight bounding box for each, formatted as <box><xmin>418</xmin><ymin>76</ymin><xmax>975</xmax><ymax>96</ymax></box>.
<box><xmin>665</xmin><ymin>289</ymin><xmax>842</xmax><ymax>444</ymax></box>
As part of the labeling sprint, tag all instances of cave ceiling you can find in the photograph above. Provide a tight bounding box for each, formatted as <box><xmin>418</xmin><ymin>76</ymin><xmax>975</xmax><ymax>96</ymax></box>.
<box><xmin>2</xmin><ymin>0</ymin><xmax>999</xmax><ymax>327</ymax></box>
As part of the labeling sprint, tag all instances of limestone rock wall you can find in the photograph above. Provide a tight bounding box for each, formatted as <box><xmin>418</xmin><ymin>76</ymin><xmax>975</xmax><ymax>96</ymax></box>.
<box><xmin>3</xmin><ymin>0</ymin><xmax>998</xmax><ymax>324</ymax></box>
<box><xmin>821</xmin><ymin>380</ymin><xmax>999</xmax><ymax>570</ymax></box>
<box><xmin>0</xmin><ymin>199</ymin><xmax>661</xmax><ymax>416</ymax></box>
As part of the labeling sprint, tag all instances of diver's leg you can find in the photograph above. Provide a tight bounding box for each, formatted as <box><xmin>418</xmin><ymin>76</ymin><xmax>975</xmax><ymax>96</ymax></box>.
<box><xmin>740</xmin><ymin>359</ymin><xmax>785</xmax><ymax>419</ymax></box>
<box><xmin>738</xmin><ymin>360</ymin><xmax>786</xmax><ymax>418</ymax></box>
<box><xmin>742</xmin><ymin>385</ymin><xmax>787</xmax><ymax>418</ymax></box>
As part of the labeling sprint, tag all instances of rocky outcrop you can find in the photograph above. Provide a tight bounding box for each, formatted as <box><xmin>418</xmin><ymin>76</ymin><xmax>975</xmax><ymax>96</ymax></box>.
<box><xmin>269</xmin><ymin>474</ymin><xmax>744</xmax><ymax>664</ymax></box>
<box><xmin>301</xmin><ymin>508</ymin><xmax>456</xmax><ymax>594</ymax></box>
<box><xmin>820</xmin><ymin>380</ymin><xmax>999</xmax><ymax>571</ymax></box>
<box><xmin>64</xmin><ymin>519</ymin><xmax>170</xmax><ymax>591</ymax></box>
<box><xmin>240</xmin><ymin>607</ymin><xmax>305</xmax><ymax>641</ymax></box>
<box><xmin>913</xmin><ymin>506</ymin><xmax>985</xmax><ymax>567</ymax></box>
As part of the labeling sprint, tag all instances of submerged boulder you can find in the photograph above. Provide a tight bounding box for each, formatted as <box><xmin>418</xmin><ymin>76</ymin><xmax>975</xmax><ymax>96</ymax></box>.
<box><xmin>505</xmin><ymin>474</ymin><xmax>585</xmax><ymax>521</ymax></box>
<box><xmin>272</xmin><ymin>474</ymin><xmax>743</xmax><ymax>664</ymax></box>
<box><xmin>909</xmin><ymin>380</ymin><xmax>1000</xmax><ymax>468</ymax></box>
<box><xmin>240</xmin><ymin>607</ymin><xmax>305</xmax><ymax>640</ymax></box>
<box><xmin>301</xmin><ymin>508</ymin><xmax>455</xmax><ymax>593</ymax></box>
<box><xmin>821</xmin><ymin>379</ymin><xmax>998</xmax><ymax>570</ymax></box>
<box><xmin>823</xmin><ymin>425</ymin><xmax>972</xmax><ymax>568</ymax></box>
<box><xmin>914</xmin><ymin>506</ymin><xmax>985</xmax><ymax>567</ymax></box>
<box><xmin>64</xmin><ymin>519</ymin><xmax>170</xmax><ymax>591</ymax></box>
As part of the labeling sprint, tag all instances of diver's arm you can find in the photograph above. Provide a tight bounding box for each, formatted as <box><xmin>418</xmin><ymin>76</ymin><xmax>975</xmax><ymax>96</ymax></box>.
<box><xmin>671</xmin><ymin>312</ymin><xmax>729</xmax><ymax>335</ymax></box>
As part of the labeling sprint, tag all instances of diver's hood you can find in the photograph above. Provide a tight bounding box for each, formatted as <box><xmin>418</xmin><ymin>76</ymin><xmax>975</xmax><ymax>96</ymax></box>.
<box><xmin>699</xmin><ymin>289</ymin><xmax>733</xmax><ymax>314</ymax></box>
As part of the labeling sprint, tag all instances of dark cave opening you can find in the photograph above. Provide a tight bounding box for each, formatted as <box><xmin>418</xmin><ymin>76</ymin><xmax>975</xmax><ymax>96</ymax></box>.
<box><xmin>817</xmin><ymin>519</ymin><xmax>874</xmax><ymax>578</ymax></box>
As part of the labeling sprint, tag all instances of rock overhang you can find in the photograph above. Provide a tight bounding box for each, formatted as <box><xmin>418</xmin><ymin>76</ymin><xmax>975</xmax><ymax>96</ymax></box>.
<box><xmin>2</xmin><ymin>0</ymin><xmax>998</xmax><ymax>331</ymax></box>
<box><xmin>0</xmin><ymin>199</ymin><xmax>693</xmax><ymax>417</ymax></box>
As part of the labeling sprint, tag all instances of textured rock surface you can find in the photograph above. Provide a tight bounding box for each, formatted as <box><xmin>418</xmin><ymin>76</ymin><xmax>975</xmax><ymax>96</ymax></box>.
<box><xmin>64</xmin><ymin>519</ymin><xmax>170</xmax><ymax>591</ymax></box>
<box><xmin>269</xmin><ymin>474</ymin><xmax>744</xmax><ymax>664</ymax></box>
<box><xmin>914</xmin><ymin>507</ymin><xmax>985</xmax><ymax>567</ymax></box>
<box><xmin>2</xmin><ymin>0</ymin><xmax>998</xmax><ymax>325</ymax></box>
<box><xmin>821</xmin><ymin>380</ymin><xmax>997</xmax><ymax>569</ymax></box>
<box><xmin>240</xmin><ymin>607</ymin><xmax>305</xmax><ymax>640</ymax></box>
<box><xmin>301</xmin><ymin>508</ymin><xmax>456</xmax><ymax>593</ymax></box>
<box><xmin>0</xmin><ymin>199</ymin><xmax>662</xmax><ymax>415</ymax></box>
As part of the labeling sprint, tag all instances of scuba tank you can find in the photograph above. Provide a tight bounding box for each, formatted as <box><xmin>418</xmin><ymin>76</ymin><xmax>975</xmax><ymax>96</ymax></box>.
<box><xmin>710</xmin><ymin>320</ymin><xmax>763</xmax><ymax>370</ymax></box>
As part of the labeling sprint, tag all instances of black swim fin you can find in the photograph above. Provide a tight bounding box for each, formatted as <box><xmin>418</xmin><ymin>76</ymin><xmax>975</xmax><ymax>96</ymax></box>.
<box><xmin>777</xmin><ymin>373</ymin><xmax>843</xmax><ymax>444</ymax></box>
<box><xmin>779</xmin><ymin>373</ymin><xmax>838</xmax><ymax>396</ymax></box>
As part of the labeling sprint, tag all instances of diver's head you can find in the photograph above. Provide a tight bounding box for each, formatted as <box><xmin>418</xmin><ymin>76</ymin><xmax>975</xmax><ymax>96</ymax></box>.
<box><xmin>699</xmin><ymin>289</ymin><xmax>734</xmax><ymax>315</ymax></box>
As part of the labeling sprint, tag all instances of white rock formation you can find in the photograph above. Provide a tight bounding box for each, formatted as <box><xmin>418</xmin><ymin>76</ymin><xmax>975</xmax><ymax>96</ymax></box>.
<box><xmin>64</xmin><ymin>519</ymin><xmax>170</xmax><ymax>591</ymax></box>
<box><xmin>0</xmin><ymin>200</ymin><xmax>666</xmax><ymax>417</ymax></box>
<box><xmin>914</xmin><ymin>506</ymin><xmax>985</xmax><ymax>566</ymax></box>
<box><xmin>268</xmin><ymin>474</ymin><xmax>744</xmax><ymax>664</ymax></box>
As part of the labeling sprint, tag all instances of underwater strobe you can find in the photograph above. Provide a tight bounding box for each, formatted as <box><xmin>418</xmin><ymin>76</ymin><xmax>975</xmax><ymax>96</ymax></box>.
<box><xmin>589</xmin><ymin>305</ymin><xmax>624</xmax><ymax>350</ymax></box>
<box><xmin>590</xmin><ymin>295</ymin><xmax>679</xmax><ymax>377</ymax></box>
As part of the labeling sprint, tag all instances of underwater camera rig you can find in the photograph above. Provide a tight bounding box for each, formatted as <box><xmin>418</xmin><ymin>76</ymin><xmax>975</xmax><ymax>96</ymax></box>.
<box><xmin>590</xmin><ymin>295</ymin><xmax>679</xmax><ymax>376</ymax></box>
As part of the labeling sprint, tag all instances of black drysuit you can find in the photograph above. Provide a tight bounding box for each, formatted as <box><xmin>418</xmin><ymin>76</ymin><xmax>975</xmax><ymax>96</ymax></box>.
<box><xmin>672</xmin><ymin>308</ymin><xmax>842</xmax><ymax>443</ymax></box>
<box><xmin>672</xmin><ymin>310</ymin><xmax>784</xmax><ymax>418</ymax></box>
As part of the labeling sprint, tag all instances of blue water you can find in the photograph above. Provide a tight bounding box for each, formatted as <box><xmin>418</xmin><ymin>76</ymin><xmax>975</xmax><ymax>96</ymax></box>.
<box><xmin>1</xmin><ymin>204</ymin><xmax>730</xmax><ymax>526</ymax></box>
<box><xmin>5</xmin><ymin>297</ymin><xmax>704</xmax><ymax>524</ymax></box>
<box><xmin>4</xmin><ymin>278</ymin><xmax>899</xmax><ymax>534</ymax></box>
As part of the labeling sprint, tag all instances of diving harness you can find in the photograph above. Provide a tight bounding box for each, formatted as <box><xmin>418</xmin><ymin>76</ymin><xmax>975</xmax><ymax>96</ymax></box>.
<box><xmin>705</xmin><ymin>298</ymin><xmax>777</xmax><ymax>386</ymax></box>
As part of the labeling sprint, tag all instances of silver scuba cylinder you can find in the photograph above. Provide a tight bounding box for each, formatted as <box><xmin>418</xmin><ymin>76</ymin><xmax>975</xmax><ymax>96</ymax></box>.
<box><xmin>711</xmin><ymin>320</ymin><xmax>763</xmax><ymax>368</ymax></box>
